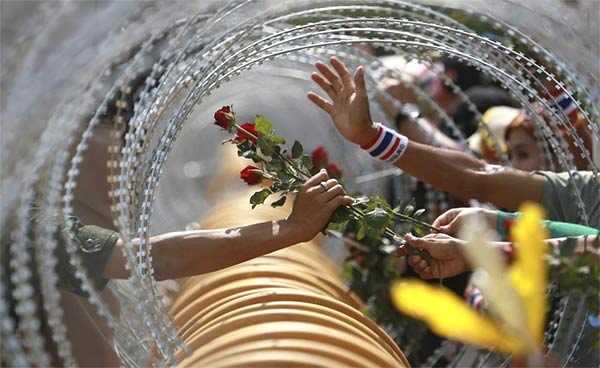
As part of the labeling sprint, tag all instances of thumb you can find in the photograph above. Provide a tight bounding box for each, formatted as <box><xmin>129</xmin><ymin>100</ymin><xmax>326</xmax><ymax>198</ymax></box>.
<box><xmin>354</xmin><ymin>66</ymin><xmax>367</xmax><ymax>96</ymax></box>
<box><xmin>405</xmin><ymin>233</ymin><xmax>429</xmax><ymax>250</ymax></box>
<box><xmin>432</xmin><ymin>208</ymin><xmax>459</xmax><ymax>228</ymax></box>
<box><xmin>438</xmin><ymin>223</ymin><xmax>456</xmax><ymax>235</ymax></box>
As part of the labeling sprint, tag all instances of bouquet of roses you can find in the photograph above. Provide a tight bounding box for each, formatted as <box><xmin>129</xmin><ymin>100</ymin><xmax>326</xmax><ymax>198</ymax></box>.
<box><xmin>214</xmin><ymin>105</ymin><xmax>439</xmax><ymax>349</ymax></box>
<box><xmin>214</xmin><ymin>105</ymin><xmax>436</xmax><ymax>242</ymax></box>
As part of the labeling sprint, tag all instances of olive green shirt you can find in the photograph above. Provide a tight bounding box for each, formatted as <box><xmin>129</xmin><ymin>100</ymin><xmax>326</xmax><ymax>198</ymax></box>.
<box><xmin>538</xmin><ymin>171</ymin><xmax>600</xmax><ymax>229</ymax></box>
<box><xmin>2</xmin><ymin>213</ymin><xmax>119</xmax><ymax>298</ymax></box>
<box><xmin>54</xmin><ymin>220</ymin><xmax>119</xmax><ymax>296</ymax></box>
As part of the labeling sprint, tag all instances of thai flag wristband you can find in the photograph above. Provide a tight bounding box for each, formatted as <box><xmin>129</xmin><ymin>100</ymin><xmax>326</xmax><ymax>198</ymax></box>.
<box><xmin>465</xmin><ymin>286</ymin><xmax>487</xmax><ymax>313</ymax></box>
<box><xmin>360</xmin><ymin>123</ymin><xmax>409</xmax><ymax>163</ymax></box>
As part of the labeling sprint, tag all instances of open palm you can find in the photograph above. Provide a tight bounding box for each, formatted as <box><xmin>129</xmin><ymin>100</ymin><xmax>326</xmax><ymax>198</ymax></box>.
<box><xmin>307</xmin><ymin>57</ymin><xmax>376</xmax><ymax>146</ymax></box>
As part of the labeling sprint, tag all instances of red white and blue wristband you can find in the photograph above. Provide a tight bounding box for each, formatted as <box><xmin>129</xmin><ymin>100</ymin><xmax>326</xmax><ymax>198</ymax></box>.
<box><xmin>360</xmin><ymin>123</ymin><xmax>409</xmax><ymax>163</ymax></box>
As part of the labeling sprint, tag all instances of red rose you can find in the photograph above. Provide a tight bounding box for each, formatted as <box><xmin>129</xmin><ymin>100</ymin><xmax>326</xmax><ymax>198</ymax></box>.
<box><xmin>311</xmin><ymin>145</ymin><xmax>329</xmax><ymax>169</ymax></box>
<box><xmin>240</xmin><ymin>165</ymin><xmax>262</xmax><ymax>185</ymax></box>
<box><xmin>214</xmin><ymin>106</ymin><xmax>234</xmax><ymax>130</ymax></box>
<box><xmin>326</xmin><ymin>162</ymin><xmax>342</xmax><ymax>179</ymax></box>
<box><xmin>503</xmin><ymin>217</ymin><xmax>516</xmax><ymax>241</ymax></box>
<box><xmin>236</xmin><ymin>122</ymin><xmax>259</xmax><ymax>144</ymax></box>
<box><xmin>503</xmin><ymin>217</ymin><xmax>515</xmax><ymax>231</ymax></box>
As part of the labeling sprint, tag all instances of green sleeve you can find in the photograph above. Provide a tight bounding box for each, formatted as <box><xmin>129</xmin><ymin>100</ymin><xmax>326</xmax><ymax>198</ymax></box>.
<box><xmin>496</xmin><ymin>210</ymin><xmax>598</xmax><ymax>241</ymax></box>
<box><xmin>542</xmin><ymin>220</ymin><xmax>599</xmax><ymax>239</ymax></box>
<box><xmin>537</xmin><ymin>171</ymin><xmax>600</xmax><ymax>229</ymax></box>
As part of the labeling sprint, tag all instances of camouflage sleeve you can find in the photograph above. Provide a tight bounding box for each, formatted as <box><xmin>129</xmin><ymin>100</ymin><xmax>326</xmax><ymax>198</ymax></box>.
<box><xmin>54</xmin><ymin>222</ymin><xmax>119</xmax><ymax>297</ymax></box>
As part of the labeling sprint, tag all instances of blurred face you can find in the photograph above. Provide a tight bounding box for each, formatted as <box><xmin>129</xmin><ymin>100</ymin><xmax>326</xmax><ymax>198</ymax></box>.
<box><xmin>506</xmin><ymin>127</ymin><xmax>544</xmax><ymax>172</ymax></box>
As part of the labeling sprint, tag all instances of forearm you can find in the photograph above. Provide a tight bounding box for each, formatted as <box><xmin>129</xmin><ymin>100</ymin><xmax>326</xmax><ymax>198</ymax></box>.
<box><xmin>361</xmin><ymin>123</ymin><xmax>542</xmax><ymax>209</ymax></box>
<box><xmin>393</xmin><ymin>140</ymin><xmax>486</xmax><ymax>200</ymax></box>
<box><xmin>103</xmin><ymin>219</ymin><xmax>304</xmax><ymax>280</ymax></box>
<box><xmin>391</xmin><ymin>140</ymin><xmax>543</xmax><ymax>210</ymax></box>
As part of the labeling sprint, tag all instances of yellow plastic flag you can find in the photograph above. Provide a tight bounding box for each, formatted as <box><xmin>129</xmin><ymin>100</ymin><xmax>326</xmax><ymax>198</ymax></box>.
<box><xmin>391</xmin><ymin>280</ymin><xmax>524</xmax><ymax>354</ymax></box>
<box><xmin>509</xmin><ymin>202</ymin><xmax>549</xmax><ymax>346</ymax></box>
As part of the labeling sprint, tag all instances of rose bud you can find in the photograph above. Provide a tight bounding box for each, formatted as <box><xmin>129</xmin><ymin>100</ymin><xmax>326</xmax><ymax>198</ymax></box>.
<box><xmin>311</xmin><ymin>145</ymin><xmax>329</xmax><ymax>169</ymax></box>
<box><xmin>214</xmin><ymin>106</ymin><xmax>234</xmax><ymax>130</ymax></box>
<box><xmin>236</xmin><ymin>122</ymin><xmax>259</xmax><ymax>144</ymax></box>
<box><xmin>240</xmin><ymin>165</ymin><xmax>262</xmax><ymax>185</ymax></box>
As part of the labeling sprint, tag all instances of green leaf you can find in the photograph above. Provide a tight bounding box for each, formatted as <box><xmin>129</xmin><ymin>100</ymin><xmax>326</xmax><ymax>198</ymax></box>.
<box><xmin>403</xmin><ymin>198</ymin><xmax>416</xmax><ymax>216</ymax></box>
<box><xmin>327</xmin><ymin>220</ymin><xmax>349</xmax><ymax>233</ymax></box>
<box><xmin>292</xmin><ymin>140</ymin><xmax>304</xmax><ymax>159</ymax></box>
<box><xmin>268</xmin><ymin>134</ymin><xmax>286</xmax><ymax>145</ymax></box>
<box><xmin>329</xmin><ymin>206</ymin><xmax>350</xmax><ymax>224</ymax></box>
<box><xmin>269</xmin><ymin>182</ymin><xmax>286</xmax><ymax>193</ymax></box>
<box><xmin>268</xmin><ymin>157</ymin><xmax>283</xmax><ymax>172</ymax></box>
<box><xmin>288</xmin><ymin>179</ymin><xmax>302</xmax><ymax>190</ymax></box>
<box><xmin>271</xmin><ymin>195</ymin><xmax>287</xmax><ymax>208</ymax></box>
<box><xmin>365</xmin><ymin>208</ymin><xmax>391</xmax><ymax>229</ymax></box>
<box><xmin>341</xmin><ymin>262</ymin><xmax>353</xmax><ymax>282</ymax></box>
<box><xmin>560</xmin><ymin>237</ymin><xmax>578</xmax><ymax>257</ymax></box>
<box><xmin>413</xmin><ymin>225</ymin><xmax>425</xmax><ymax>237</ymax></box>
<box><xmin>249</xmin><ymin>189</ymin><xmax>271</xmax><ymax>209</ymax></box>
<box><xmin>242</xmin><ymin>150</ymin><xmax>257</xmax><ymax>160</ymax></box>
<box><xmin>353</xmin><ymin>196</ymin><xmax>370</xmax><ymax>206</ymax></box>
<box><xmin>236</xmin><ymin>140</ymin><xmax>252</xmax><ymax>156</ymax></box>
<box><xmin>254</xmin><ymin>115</ymin><xmax>272</xmax><ymax>135</ymax></box>
<box><xmin>413</xmin><ymin>208</ymin><xmax>426</xmax><ymax>219</ymax></box>
<box><xmin>277</xmin><ymin>169</ymin><xmax>294</xmax><ymax>182</ymax></box>
<box><xmin>257</xmin><ymin>134</ymin><xmax>274</xmax><ymax>156</ymax></box>
<box><xmin>366</xmin><ymin>225</ymin><xmax>380</xmax><ymax>239</ymax></box>
<box><xmin>357</xmin><ymin>223</ymin><xmax>367</xmax><ymax>240</ymax></box>
<box><xmin>370</xmin><ymin>196</ymin><xmax>393</xmax><ymax>211</ymax></box>
<box><xmin>394</xmin><ymin>198</ymin><xmax>410</xmax><ymax>213</ymax></box>
<box><xmin>301</xmin><ymin>153</ymin><xmax>313</xmax><ymax>171</ymax></box>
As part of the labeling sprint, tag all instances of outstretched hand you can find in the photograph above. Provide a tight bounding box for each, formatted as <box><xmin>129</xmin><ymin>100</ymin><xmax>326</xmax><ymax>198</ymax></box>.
<box><xmin>396</xmin><ymin>233</ymin><xmax>469</xmax><ymax>279</ymax></box>
<box><xmin>307</xmin><ymin>57</ymin><xmax>378</xmax><ymax>146</ymax></box>
<box><xmin>433</xmin><ymin>207</ymin><xmax>498</xmax><ymax>237</ymax></box>
<box><xmin>287</xmin><ymin>169</ymin><xmax>354</xmax><ymax>242</ymax></box>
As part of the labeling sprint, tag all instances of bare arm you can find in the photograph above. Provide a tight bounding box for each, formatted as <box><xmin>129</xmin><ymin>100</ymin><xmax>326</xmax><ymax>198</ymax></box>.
<box><xmin>106</xmin><ymin>220</ymin><xmax>302</xmax><ymax>280</ymax></box>
<box><xmin>308</xmin><ymin>57</ymin><xmax>543</xmax><ymax>211</ymax></box>
<box><xmin>395</xmin><ymin>139</ymin><xmax>544</xmax><ymax>210</ymax></box>
<box><xmin>401</xmin><ymin>233</ymin><xmax>599</xmax><ymax>279</ymax></box>
<box><xmin>103</xmin><ymin>170</ymin><xmax>353</xmax><ymax>280</ymax></box>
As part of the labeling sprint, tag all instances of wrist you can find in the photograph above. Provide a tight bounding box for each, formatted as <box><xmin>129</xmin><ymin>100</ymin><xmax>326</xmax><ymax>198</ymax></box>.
<box><xmin>360</xmin><ymin>123</ymin><xmax>409</xmax><ymax>163</ymax></box>
<box><xmin>357</xmin><ymin>123</ymin><xmax>379</xmax><ymax>146</ymax></box>
<box><xmin>279</xmin><ymin>218</ymin><xmax>307</xmax><ymax>244</ymax></box>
